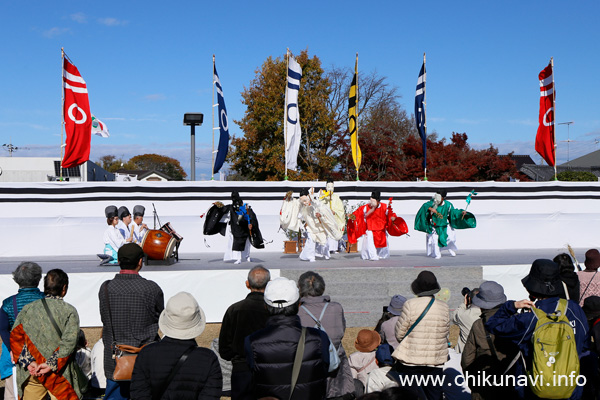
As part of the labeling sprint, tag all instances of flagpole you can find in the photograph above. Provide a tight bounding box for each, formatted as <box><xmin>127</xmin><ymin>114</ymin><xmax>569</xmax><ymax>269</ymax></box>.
<box><xmin>551</xmin><ymin>57</ymin><xmax>557</xmax><ymax>181</ymax></box>
<box><xmin>423</xmin><ymin>52</ymin><xmax>428</xmax><ymax>181</ymax></box>
<box><xmin>284</xmin><ymin>48</ymin><xmax>289</xmax><ymax>181</ymax></box>
<box><xmin>60</xmin><ymin>48</ymin><xmax>65</xmax><ymax>181</ymax></box>
<box><xmin>355</xmin><ymin>52</ymin><xmax>359</xmax><ymax>182</ymax></box>
<box><xmin>211</xmin><ymin>55</ymin><xmax>216</xmax><ymax>181</ymax></box>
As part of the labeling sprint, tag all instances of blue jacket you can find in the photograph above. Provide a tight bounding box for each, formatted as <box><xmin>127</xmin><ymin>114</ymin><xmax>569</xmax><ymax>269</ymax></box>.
<box><xmin>486</xmin><ymin>298</ymin><xmax>589</xmax><ymax>400</ymax></box>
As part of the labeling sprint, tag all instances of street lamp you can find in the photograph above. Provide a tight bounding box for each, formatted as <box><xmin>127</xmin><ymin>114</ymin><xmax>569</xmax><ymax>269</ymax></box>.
<box><xmin>557</xmin><ymin>121</ymin><xmax>574</xmax><ymax>166</ymax></box>
<box><xmin>183</xmin><ymin>113</ymin><xmax>204</xmax><ymax>181</ymax></box>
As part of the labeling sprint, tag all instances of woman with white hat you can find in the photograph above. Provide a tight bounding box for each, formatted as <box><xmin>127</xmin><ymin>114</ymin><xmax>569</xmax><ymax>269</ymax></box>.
<box><xmin>130</xmin><ymin>292</ymin><xmax>222</xmax><ymax>399</ymax></box>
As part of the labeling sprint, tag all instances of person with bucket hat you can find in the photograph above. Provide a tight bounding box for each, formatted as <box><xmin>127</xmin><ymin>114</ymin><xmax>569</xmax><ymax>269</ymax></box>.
<box><xmin>130</xmin><ymin>292</ymin><xmax>222</xmax><ymax>399</ymax></box>
<box><xmin>578</xmin><ymin>249</ymin><xmax>600</xmax><ymax>306</ymax></box>
<box><xmin>348</xmin><ymin>329</ymin><xmax>381</xmax><ymax>391</ymax></box>
<box><xmin>244</xmin><ymin>277</ymin><xmax>330</xmax><ymax>400</ymax></box>
<box><xmin>486</xmin><ymin>259</ymin><xmax>589</xmax><ymax>400</ymax></box>
<box><xmin>461</xmin><ymin>281</ymin><xmax>519</xmax><ymax>400</ymax></box>
<box><xmin>389</xmin><ymin>271</ymin><xmax>449</xmax><ymax>400</ymax></box>
<box><xmin>375</xmin><ymin>295</ymin><xmax>406</xmax><ymax>350</ymax></box>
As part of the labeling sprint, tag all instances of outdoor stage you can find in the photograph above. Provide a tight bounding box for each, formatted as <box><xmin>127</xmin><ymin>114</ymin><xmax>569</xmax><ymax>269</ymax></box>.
<box><xmin>0</xmin><ymin>180</ymin><xmax>597</xmax><ymax>327</ymax></box>
<box><xmin>0</xmin><ymin>248</ymin><xmax>582</xmax><ymax>328</ymax></box>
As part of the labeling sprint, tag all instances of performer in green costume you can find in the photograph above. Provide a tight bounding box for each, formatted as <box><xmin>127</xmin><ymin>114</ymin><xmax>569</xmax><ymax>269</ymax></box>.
<box><xmin>414</xmin><ymin>189</ymin><xmax>476</xmax><ymax>259</ymax></box>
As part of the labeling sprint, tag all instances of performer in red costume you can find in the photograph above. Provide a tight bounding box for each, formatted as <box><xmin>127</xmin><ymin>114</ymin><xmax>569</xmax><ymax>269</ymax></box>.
<box><xmin>350</xmin><ymin>191</ymin><xmax>396</xmax><ymax>261</ymax></box>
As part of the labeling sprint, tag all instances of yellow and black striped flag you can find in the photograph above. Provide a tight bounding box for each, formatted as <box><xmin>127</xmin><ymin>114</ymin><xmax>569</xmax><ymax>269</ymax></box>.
<box><xmin>348</xmin><ymin>55</ymin><xmax>361</xmax><ymax>171</ymax></box>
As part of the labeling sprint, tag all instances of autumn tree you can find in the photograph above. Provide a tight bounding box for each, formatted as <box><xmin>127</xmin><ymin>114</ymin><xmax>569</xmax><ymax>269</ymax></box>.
<box><xmin>97</xmin><ymin>155</ymin><xmax>134</xmax><ymax>173</ymax></box>
<box><xmin>326</xmin><ymin>66</ymin><xmax>416</xmax><ymax>180</ymax></box>
<box><xmin>400</xmin><ymin>132</ymin><xmax>522</xmax><ymax>181</ymax></box>
<box><xmin>129</xmin><ymin>154</ymin><xmax>187</xmax><ymax>181</ymax></box>
<box><xmin>228</xmin><ymin>50</ymin><xmax>337</xmax><ymax>181</ymax></box>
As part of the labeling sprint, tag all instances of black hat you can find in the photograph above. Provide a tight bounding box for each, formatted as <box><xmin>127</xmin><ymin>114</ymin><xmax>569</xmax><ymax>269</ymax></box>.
<box><xmin>133</xmin><ymin>205</ymin><xmax>145</xmax><ymax>218</ymax></box>
<box><xmin>231</xmin><ymin>191</ymin><xmax>242</xmax><ymax>206</ymax></box>
<box><xmin>326</xmin><ymin>178</ymin><xmax>334</xmax><ymax>184</ymax></box>
<box><xmin>300</xmin><ymin>188</ymin><xmax>309</xmax><ymax>197</ymax></box>
<box><xmin>411</xmin><ymin>271</ymin><xmax>441</xmax><ymax>296</ymax></box>
<box><xmin>118</xmin><ymin>243</ymin><xmax>144</xmax><ymax>268</ymax></box>
<box><xmin>521</xmin><ymin>259</ymin><xmax>563</xmax><ymax>297</ymax></box>
<box><xmin>582</xmin><ymin>296</ymin><xmax>600</xmax><ymax>320</ymax></box>
<box><xmin>105</xmin><ymin>205</ymin><xmax>118</xmax><ymax>219</ymax></box>
<box><xmin>436</xmin><ymin>189</ymin><xmax>448</xmax><ymax>198</ymax></box>
<box><xmin>371</xmin><ymin>191</ymin><xmax>381</xmax><ymax>201</ymax></box>
<box><xmin>118</xmin><ymin>206</ymin><xmax>131</xmax><ymax>219</ymax></box>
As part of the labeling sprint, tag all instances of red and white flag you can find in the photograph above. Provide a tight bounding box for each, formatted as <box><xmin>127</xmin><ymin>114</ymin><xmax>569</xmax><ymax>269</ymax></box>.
<box><xmin>62</xmin><ymin>58</ymin><xmax>91</xmax><ymax>169</ymax></box>
<box><xmin>535</xmin><ymin>62</ymin><xmax>555</xmax><ymax>166</ymax></box>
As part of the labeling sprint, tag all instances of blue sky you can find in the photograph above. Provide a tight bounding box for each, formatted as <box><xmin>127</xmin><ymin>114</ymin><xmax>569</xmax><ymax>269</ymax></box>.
<box><xmin>1</xmin><ymin>1</ymin><xmax>599</xmax><ymax>180</ymax></box>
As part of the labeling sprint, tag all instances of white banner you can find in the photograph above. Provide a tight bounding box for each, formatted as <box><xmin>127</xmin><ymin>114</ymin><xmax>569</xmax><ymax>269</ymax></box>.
<box><xmin>285</xmin><ymin>55</ymin><xmax>302</xmax><ymax>170</ymax></box>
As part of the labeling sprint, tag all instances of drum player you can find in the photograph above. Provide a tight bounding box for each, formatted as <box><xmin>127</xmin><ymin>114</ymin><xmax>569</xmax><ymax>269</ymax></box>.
<box><xmin>131</xmin><ymin>205</ymin><xmax>149</xmax><ymax>244</ymax></box>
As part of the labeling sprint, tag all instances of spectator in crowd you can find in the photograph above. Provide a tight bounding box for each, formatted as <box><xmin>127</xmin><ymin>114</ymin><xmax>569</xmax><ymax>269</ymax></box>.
<box><xmin>349</xmin><ymin>329</ymin><xmax>381</xmax><ymax>393</ymax></box>
<box><xmin>581</xmin><ymin>296</ymin><xmax>600</xmax><ymax>400</ymax></box>
<box><xmin>0</xmin><ymin>261</ymin><xmax>44</xmax><ymax>400</ymax></box>
<box><xmin>582</xmin><ymin>296</ymin><xmax>600</xmax><ymax>354</ymax></box>
<box><xmin>98</xmin><ymin>243</ymin><xmax>164</xmax><ymax>400</ymax></box>
<box><xmin>451</xmin><ymin>287</ymin><xmax>480</xmax><ymax>354</ymax></box>
<box><xmin>553</xmin><ymin>253</ymin><xmax>580</xmax><ymax>302</ymax></box>
<box><xmin>297</xmin><ymin>271</ymin><xmax>355</xmax><ymax>400</ymax></box>
<box><xmin>11</xmin><ymin>269</ymin><xmax>86</xmax><ymax>399</ymax></box>
<box><xmin>376</xmin><ymin>295</ymin><xmax>406</xmax><ymax>350</ymax></box>
<box><xmin>486</xmin><ymin>259</ymin><xmax>589</xmax><ymax>400</ymax></box>
<box><xmin>578</xmin><ymin>249</ymin><xmax>600</xmax><ymax>306</ymax></box>
<box><xmin>245</xmin><ymin>277</ymin><xmax>330</xmax><ymax>400</ymax></box>
<box><xmin>130</xmin><ymin>292</ymin><xmax>222</xmax><ymax>399</ymax></box>
<box><xmin>75</xmin><ymin>330</ymin><xmax>92</xmax><ymax>380</ymax></box>
<box><xmin>391</xmin><ymin>270</ymin><xmax>449</xmax><ymax>400</ymax></box>
<box><xmin>210</xmin><ymin>338</ymin><xmax>232</xmax><ymax>397</ymax></box>
<box><xmin>218</xmin><ymin>265</ymin><xmax>271</xmax><ymax>400</ymax></box>
<box><xmin>89</xmin><ymin>336</ymin><xmax>106</xmax><ymax>392</ymax></box>
<box><xmin>357</xmin><ymin>386</ymin><xmax>422</xmax><ymax>400</ymax></box>
<box><xmin>365</xmin><ymin>344</ymin><xmax>397</xmax><ymax>393</ymax></box>
<box><xmin>461</xmin><ymin>281</ymin><xmax>518</xmax><ymax>400</ymax></box>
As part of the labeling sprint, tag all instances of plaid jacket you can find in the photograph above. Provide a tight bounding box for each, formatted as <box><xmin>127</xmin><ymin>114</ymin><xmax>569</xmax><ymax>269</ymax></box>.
<box><xmin>98</xmin><ymin>273</ymin><xmax>164</xmax><ymax>379</ymax></box>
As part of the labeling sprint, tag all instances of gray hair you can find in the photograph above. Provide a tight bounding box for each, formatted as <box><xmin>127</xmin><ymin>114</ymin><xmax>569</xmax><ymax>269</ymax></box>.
<box><xmin>298</xmin><ymin>271</ymin><xmax>325</xmax><ymax>298</ymax></box>
<box><xmin>12</xmin><ymin>262</ymin><xmax>42</xmax><ymax>288</ymax></box>
<box><xmin>248</xmin><ymin>265</ymin><xmax>270</xmax><ymax>290</ymax></box>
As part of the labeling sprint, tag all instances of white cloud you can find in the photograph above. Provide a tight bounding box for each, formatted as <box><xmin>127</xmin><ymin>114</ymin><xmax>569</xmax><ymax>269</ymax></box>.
<box><xmin>97</xmin><ymin>18</ymin><xmax>128</xmax><ymax>27</ymax></box>
<box><xmin>144</xmin><ymin>94</ymin><xmax>166</xmax><ymax>102</ymax></box>
<box><xmin>43</xmin><ymin>27</ymin><xmax>70</xmax><ymax>38</ymax></box>
<box><xmin>70</xmin><ymin>12</ymin><xmax>87</xmax><ymax>23</ymax></box>
<box><xmin>507</xmin><ymin>119</ymin><xmax>537</xmax><ymax>127</ymax></box>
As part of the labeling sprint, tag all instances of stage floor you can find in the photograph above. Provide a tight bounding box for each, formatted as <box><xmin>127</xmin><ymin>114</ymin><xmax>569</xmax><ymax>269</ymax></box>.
<box><xmin>0</xmin><ymin>247</ymin><xmax>587</xmax><ymax>274</ymax></box>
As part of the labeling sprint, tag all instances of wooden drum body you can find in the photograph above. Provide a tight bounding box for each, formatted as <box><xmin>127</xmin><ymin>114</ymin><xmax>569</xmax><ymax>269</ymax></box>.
<box><xmin>140</xmin><ymin>230</ymin><xmax>176</xmax><ymax>260</ymax></box>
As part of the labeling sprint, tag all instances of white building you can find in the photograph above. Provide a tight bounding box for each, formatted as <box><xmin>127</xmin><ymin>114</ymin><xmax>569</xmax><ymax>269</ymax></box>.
<box><xmin>0</xmin><ymin>157</ymin><xmax>114</xmax><ymax>182</ymax></box>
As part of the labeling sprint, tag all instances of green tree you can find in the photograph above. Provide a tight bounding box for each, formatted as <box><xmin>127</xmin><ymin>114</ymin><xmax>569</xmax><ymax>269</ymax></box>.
<box><xmin>129</xmin><ymin>154</ymin><xmax>187</xmax><ymax>181</ymax></box>
<box><xmin>556</xmin><ymin>170</ymin><xmax>598</xmax><ymax>181</ymax></box>
<box><xmin>96</xmin><ymin>155</ymin><xmax>133</xmax><ymax>173</ymax></box>
<box><xmin>228</xmin><ymin>50</ymin><xmax>336</xmax><ymax>181</ymax></box>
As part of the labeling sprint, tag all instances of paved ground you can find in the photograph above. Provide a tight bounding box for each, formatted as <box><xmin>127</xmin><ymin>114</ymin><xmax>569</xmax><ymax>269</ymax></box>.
<box><xmin>0</xmin><ymin>247</ymin><xmax>584</xmax><ymax>273</ymax></box>
<box><xmin>0</xmin><ymin>247</ymin><xmax>583</xmax><ymax>327</ymax></box>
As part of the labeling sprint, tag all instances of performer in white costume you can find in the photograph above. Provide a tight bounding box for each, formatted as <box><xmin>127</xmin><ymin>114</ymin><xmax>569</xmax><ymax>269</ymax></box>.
<box><xmin>130</xmin><ymin>205</ymin><xmax>148</xmax><ymax>245</ymax></box>
<box><xmin>116</xmin><ymin>206</ymin><xmax>133</xmax><ymax>241</ymax></box>
<box><xmin>319</xmin><ymin>179</ymin><xmax>345</xmax><ymax>253</ymax></box>
<box><xmin>102</xmin><ymin>205</ymin><xmax>127</xmax><ymax>264</ymax></box>
<box><xmin>280</xmin><ymin>188</ymin><xmax>342</xmax><ymax>262</ymax></box>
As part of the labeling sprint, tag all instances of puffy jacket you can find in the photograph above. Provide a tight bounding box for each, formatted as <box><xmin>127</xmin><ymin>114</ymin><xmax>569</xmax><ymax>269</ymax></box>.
<box><xmin>130</xmin><ymin>337</ymin><xmax>222</xmax><ymax>400</ymax></box>
<box><xmin>392</xmin><ymin>296</ymin><xmax>449</xmax><ymax>366</ymax></box>
<box><xmin>245</xmin><ymin>314</ymin><xmax>330</xmax><ymax>400</ymax></box>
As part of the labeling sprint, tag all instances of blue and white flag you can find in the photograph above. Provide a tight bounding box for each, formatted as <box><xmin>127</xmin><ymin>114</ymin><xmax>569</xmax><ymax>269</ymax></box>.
<box><xmin>213</xmin><ymin>62</ymin><xmax>229</xmax><ymax>175</ymax></box>
<box><xmin>415</xmin><ymin>58</ymin><xmax>427</xmax><ymax>169</ymax></box>
<box><xmin>284</xmin><ymin>53</ymin><xmax>302</xmax><ymax>171</ymax></box>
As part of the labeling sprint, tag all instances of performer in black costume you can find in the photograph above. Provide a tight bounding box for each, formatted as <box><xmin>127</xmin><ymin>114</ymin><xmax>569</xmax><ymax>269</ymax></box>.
<box><xmin>202</xmin><ymin>192</ymin><xmax>264</xmax><ymax>264</ymax></box>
